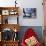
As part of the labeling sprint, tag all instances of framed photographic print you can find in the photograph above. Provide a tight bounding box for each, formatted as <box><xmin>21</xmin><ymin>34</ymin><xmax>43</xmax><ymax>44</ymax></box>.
<box><xmin>23</xmin><ymin>8</ymin><xmax>36</xmax><ymax>18</ymax></box>
<box><xmin>10</xmin><ymin>11</ymin><xmax>17</xmax><ymax>15</ymax></box>
<box><xmin>9</xmin><ymin>10</ymin><xmax>17</xmax><ymax>15</ymax></box>
<box><xmin>2</xmin><ymin>10</ymin><xmax>9</xmax><ymax>15</ymax></box>
<box><xmin>9</xmin><ymin>10</ymin><xmax>15</xmax><ymax>15</ymax></box>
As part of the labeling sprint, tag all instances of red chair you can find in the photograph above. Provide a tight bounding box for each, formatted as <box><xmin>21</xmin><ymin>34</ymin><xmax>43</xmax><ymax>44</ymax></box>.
<box><xmin>21</xmin><ymin>28</ymin><xmax>41</xmax><ymax>46</ymax></box>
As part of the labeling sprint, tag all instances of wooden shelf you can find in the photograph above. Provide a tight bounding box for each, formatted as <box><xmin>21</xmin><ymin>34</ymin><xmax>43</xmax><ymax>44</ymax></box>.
<box><xmin>0</xmin><ymin>7</ymin><xmax>19</xmax><ymax>10</ymax></box>
<box><xmin>0</xmin><ymin>24</ymin><xmax>20</xmax><ymax>32</ymax></box>
<box><xmin>0</xmin><ymin>40</ymin><xmax>19</xmax><ymax>46</ymax></box>
<box><xmin>0</xmin><ymin>7</ymin><xmax>19</xmax><ymax>24</ymax></box>
<box><xmin>2</xmin><ymin>40</ymin><xmax>19</xmax><ymax>42</ymax></box>
<box><xmin>0</xmin><ymin>7</ymin><xmax>20</xmax><ymax>46</ymax></box>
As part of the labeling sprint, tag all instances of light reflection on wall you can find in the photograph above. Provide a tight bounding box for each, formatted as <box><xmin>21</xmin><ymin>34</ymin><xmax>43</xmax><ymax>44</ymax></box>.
<box><xmin>0</xmin><ymin>0</ymin><xmax>15</xmax><ymax>7</ymax></box>
<box><xmin>0</xmin><ymin>0</ymin><xmax>23</xmax><ymax>7</ymax></box>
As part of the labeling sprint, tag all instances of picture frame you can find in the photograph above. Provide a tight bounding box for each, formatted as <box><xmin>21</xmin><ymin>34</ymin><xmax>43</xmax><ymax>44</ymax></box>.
<box><xmin>23</xmin><ymin>8</ymin><xmax>36</xmax><ymax>18</ymax></box>
<box><xmin>9</xmin><ymin>10</ymin><xmax>17</xmax><ymax>15</ymax></box>
<box><xmin>2</xmin><ymin>10</ymin><xmax>9</xmax><ymax>15</ymax></box>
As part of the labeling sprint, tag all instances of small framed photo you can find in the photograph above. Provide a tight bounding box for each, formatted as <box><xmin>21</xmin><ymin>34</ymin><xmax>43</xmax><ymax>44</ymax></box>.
<box><xmin>23</xmin><ymin>8</ymin><xmax>37</xmax><ymax>18</ymax></box>
<box><xmin>9</xmin><ymin>10</ymin><xmax>17</xmax><ymax>15</ymax></box>
<box><xmin>2</xmin><ymin>10</ymin><xmax>9</xmax><ymax>15</ymax></box>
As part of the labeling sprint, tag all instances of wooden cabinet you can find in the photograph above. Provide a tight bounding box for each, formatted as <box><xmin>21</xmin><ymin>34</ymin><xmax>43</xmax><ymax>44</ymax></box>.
<box><xmin>2</xmin><ymin>41</ymin><xmax>19</xmax><ymax>46</ymax></box>
<box><xmin>0</xmin><ymin>7</ymin><xmax>19</xmax><ymax>24</ymax></box>
<box><xmin>0</xmin><ymin>41</ymin><xmax>19</xmax><ymax>46</ymax></box>
<box><xmin>0</xmin><ymin>7</ymin><xmax>20</xmax><ymax>46</ymax></box>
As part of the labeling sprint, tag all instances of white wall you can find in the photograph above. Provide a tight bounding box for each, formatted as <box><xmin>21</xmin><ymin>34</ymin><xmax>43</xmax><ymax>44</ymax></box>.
<box><xmin>8</xmin><ymin>16</ymin><xmax>17</xmax><ymax>24</ymax></box>
<box><xmin>18</xmin><ymin>0</ymin><xmax>44</xmax><ymax>26</ymax></box>
<box><xmin>0</xmin><ymin>0</ymin><xmax>44</xmax><ymax>26</ymax></box>
<box><xmin>0</xmin><ymin>0</ymin><xmax>15</xmax><ymax>7</ymax></box>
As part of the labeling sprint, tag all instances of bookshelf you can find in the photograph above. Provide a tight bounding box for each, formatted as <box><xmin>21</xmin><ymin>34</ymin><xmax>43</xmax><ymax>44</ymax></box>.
<box><xmin>0</xmin><ymin>7</ymin><xmax>20</xmax><ymax>46</ymax></box>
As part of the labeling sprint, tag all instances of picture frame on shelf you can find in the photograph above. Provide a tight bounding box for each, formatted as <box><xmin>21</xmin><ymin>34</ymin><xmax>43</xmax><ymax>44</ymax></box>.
<box><xmin>9</xmin><ymin>11</ymin><xmax>17</xmax><ymax>15</ymax></box>
<box><xmin>9</xmin><ymin>10</ymin><xmax>18</xmax><ymax>15</ymax></box>
<box><xmin>2</xmin><ymin>10</ymin><xmax>9</xmax><ymax>15</ymax></box>
<box><xmin>23</xmin><ymin>8</ymin><xmax>37</xmax><ymax>18</ymax></box>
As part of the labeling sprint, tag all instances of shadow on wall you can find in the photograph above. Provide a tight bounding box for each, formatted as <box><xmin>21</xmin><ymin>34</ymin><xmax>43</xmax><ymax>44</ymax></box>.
<box><xmin>18</xmin><ymin>26</ymin><xmax>44</xmax><ymax>44</ymax></box>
